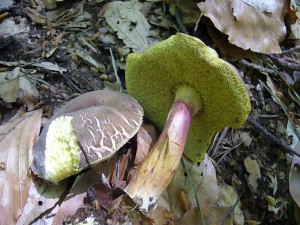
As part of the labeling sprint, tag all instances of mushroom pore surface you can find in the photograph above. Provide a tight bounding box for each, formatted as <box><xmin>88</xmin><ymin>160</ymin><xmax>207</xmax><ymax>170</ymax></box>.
<box><xmin>44</xmin><ymin>115</ymin><xmax>80</xmax><ymax>182</ymax></box>
<box><xmin>125</xmin><ymin>33</ymin><xmax>251</xmax><ymax>162</ymax></box>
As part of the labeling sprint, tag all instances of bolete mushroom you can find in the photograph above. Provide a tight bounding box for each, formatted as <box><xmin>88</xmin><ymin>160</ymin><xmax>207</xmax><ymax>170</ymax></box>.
<box><xmin>124</xmin><ymin>33</ymin><xmax>251</xmax><ymax>211</ymax></box>
<box><xmin>32</xmin><ymin>90</ymin><xmax>143</xmax><ymax>182</ymax></box>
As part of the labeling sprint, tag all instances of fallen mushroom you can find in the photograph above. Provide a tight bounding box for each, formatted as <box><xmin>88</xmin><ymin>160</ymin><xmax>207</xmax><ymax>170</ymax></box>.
<box><xmin>32</xmin><ymin>90</ymin><xmax>143</xmax><ymax>182</ymax></box>
<box><xmin>124</xmin><ymin>33</ymin><xmax>251</xmax><ymax>211</ymax></box>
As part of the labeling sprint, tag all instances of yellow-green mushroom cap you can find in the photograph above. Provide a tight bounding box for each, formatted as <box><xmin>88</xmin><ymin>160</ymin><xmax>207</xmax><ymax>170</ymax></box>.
<box><xmin>125</xmin><ymin>33</ymin><xmax>251</xmax><ymax>162</ymax></box>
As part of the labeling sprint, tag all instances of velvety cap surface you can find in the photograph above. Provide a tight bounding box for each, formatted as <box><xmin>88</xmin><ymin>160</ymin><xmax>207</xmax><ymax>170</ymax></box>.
<box><xmin>32</xmin><ymin>90</ymin><xmax>144</xmax><ymax>182</ymax></box>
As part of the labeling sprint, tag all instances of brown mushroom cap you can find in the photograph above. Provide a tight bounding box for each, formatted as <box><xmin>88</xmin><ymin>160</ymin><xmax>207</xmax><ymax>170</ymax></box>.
<box><xmin>32</xmin><ymin>90</ymin><xmax>143</xmax><ymax>182</ymax></box>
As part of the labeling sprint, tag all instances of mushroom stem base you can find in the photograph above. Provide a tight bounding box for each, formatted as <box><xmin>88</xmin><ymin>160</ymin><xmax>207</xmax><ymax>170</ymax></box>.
<box><xmin>125</xmin><ymin>101</ymin><xmax>194</xmax><ymax>211</ymax></box>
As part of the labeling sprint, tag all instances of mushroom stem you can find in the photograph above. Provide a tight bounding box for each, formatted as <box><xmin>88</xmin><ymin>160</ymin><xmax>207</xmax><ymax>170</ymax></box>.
<box><xmin>125</xmin><ymin>85</ymin><xmax>201</xmax><ymax>211</ymax></box>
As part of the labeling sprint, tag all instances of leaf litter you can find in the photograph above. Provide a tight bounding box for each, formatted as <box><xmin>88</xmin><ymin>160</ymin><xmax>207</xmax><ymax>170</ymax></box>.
<box><xmin>0</xmin><ymin>0</ymin><xmax>299</xmax><ymax>224</ymax></box>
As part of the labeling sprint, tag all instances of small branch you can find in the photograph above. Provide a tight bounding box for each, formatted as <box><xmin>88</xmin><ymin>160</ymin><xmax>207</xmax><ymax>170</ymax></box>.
<box><xmin>174</xmin><ymin>7</ymin><xmax>189</xmax><ymax>35</ymax></box>
<box><xmin>239</xmin><ymin>59</ymin><xmax>275</xmax><ymax>75</ymax></box>
<box><xmin>61</xmin><ymin>73</ymin><xmax>84</xmax><ymax>94</ymax></box>
<box><xmin>281</xmin><ymin>45</ymin><xmax>300</xmax><ymax>54</ymax></box>
<box><xmin>269</xmin><ymin>55</ymin><xmax>300</xmax><ymax>71</ymax></box>
<box><xmin>246</xmin><ymin>117</ymin><xmax>300</xmax><ymax>157</ymax></box>
<box><xmin>109</xmin><ymin>47</ymin><xmax>123</xmax><ymax>92</ymax></box>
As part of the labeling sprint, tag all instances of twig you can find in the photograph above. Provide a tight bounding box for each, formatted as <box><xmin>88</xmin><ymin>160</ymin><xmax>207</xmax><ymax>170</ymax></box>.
<box><xmin>239</xmin><ymin>59</ymin><xmax>275</xmax><ymax>75</ymax></box>
<box><xmin>174</xmin><ymin>7</ymin><xmax>189</xmax><ymax>35</ymax></box>
<box><xmin>280</xmin><ymin>45</ymin><xmax>300</xmax><ymax>54</ymax></box>
<box><xmin>269</xmin><ymin>55</ymin><xmax>300</xmax><ymax>71</ymax></box>
<box><xmin>246</xmin><ymin>117</ymin><xmax>300</xmax><ymax>157</ymax></box>
<box><xmin>208</xmin><ymin>127</ymin><xmax>230</xmax><ymax>158</ymax></box>
<box><xmin>216</xmin><ymin>142</ymin><xmax>242</xmax><ymax>165</ymax></box>
<box><xmin>109</xmin><ymin>47</ymin><xmax>123</xmax><ymax>92</ymax></box>
<box><xmin>61</xmin><ymin>73</ymin><xmax>84</xmax><ymax>94</ymax></box>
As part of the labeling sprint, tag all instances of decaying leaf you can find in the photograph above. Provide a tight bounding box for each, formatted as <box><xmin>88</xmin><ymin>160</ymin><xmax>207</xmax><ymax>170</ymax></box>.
<box><xmin>266</xmin><ymin>195</ymin><xmax>280</xmax><ymax>214</ymax></box>
<box><xmin>110</xmin><ymin>154</ymin><xmax>130</xmax><ymax>188</ymax></box>
<box><xmin>52</xmin><ymin>193</ymin><xmax>86</xmax><ymax>225</ymax></box>
<box><xmin>244</xmin><ymin>157</ymin><xmax>261</xmax><ymax>193</ymax></box>
<box><xmin>155</xmin><ymin>155</ymin><xmax>243</xmax><ymax>224</ymax></box>
<box><xmin>0</xmin><ymin>0</ymin><xmax>14</xmax><ymax>12</ymax></box>
<box><xmin>0</xmin><ymin>67</ymin><xmax>39</xmax><ymax>109</ymax></box>
<box><xmin>0</xmin><ymin>17</ymin><xmax>30</xmax><ymax>37</ymax></box>
<box><xmin>134</xmin><ymin>125</ymin><xmax>153</xmax><ymax>165</ymax></box>
<box><xmin>31</xmin><ymin>62</ymin><xmax>67</xmax><ymax>74</ymax></box>
<box><xmin>198</xmin><ymin>0</ymin><xmax>287</xmax><ymax>54</ymax></box>
<box><xmin>218</xmin><ymin>184</ymin><xmax>244</xmax><ymax>225</ymax></box>
<box><xmin>289</xmin><ymin>0</ymin><xmax>300</xmax><ymax>39</ymax></box>
<box><xmin>16</xmin><ymin>180</ymin><xmax>68</xmax><ymax>225</ymax></box>
<box><xmin>289</xmin><ymin>142</ymin><xmax>300</xmax><ymax>208</ymax></box>
<box><xmin>166</xmin><ymin>0</ymin><xmax>200</xmax><ymax>26</ymax></box>
<box><xmin>241</xmin><ymin>0</ymin><xmax>279</xmax><ymax>12</ymax></box>
<box><xmin>0</xmin><ymin>109</ymin><xmax>42</xmax><ymax>225</ymax></box>
<box><xmin>103</xmin><ymin>0</ymin><xmax>158</xmax><ymax>52</ymax></box>
<box><xmin>24</xmin><ymin>1</ymin><xmax>92</xmax><ymax>30</ymax></box>
<box><xmin>240</xmin><ymin>132</ymin><xmax>252</xmax><ymax>147</ymax></box>
<box><xmin>52</xmin><ymin>159</ymin><xmax>116</xmax><ymax>224</ymax></box>
<box><xmin>75</xmin><ymin>48</ymin><xmax>105</xmax><ymax>72</ymax></box>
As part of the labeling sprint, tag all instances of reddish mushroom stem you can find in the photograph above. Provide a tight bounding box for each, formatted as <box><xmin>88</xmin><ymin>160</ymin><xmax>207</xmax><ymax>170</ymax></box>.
<box><xmin>125</xmin><ymin>85</ymin><xmax>201</xmax><ymax>211</ymax></box>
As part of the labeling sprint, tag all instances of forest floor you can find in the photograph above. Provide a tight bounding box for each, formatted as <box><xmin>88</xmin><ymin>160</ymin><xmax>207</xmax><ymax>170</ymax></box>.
<box><xmin>0</xmin><ymin>0</ymin><xmax>299</xmax><ymax>224</ymax></box>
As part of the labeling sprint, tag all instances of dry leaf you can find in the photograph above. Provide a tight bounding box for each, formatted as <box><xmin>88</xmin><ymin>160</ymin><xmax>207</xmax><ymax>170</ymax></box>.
<box><xmin>177</xmin><ymin>207</ymin><xmax>232</xmax><ymax>225</ymax></box>
<box><xmin>289</xmin><ymin>0</ymin><xmax>300</xmax><ymax>39</ymax></box>
<box><xmin>240</xmin><ymin>132</ymin><xmax>252</xmax><ymax>147</ymax></box>
<box><xmin>0</xmin><ymin>67</ymin><xmax>39</xmax><ymax>109</ymax></box>
<box><xmin>0</xmin><ymin>17</ymin><xmax>30</xmax><ymax>37</ymax></box>
<box><xmin>31</xmin><ymin>62</ymin><xmax>67</xmax><ymax>74</ymax></box>
<box><xmin>111</xmin><ymin>154</ymin><xmax>130</xmax><ymax>188</ymax></box>
<box><xmin>198</xmin><ymin>0</ymin><xmax>287</xmax><ymax>54</ymax></box>
<box><xmin>155</xmin><ymin>155</ymin><xmax>244</xmax><ymax>224</ymax></box>
<box><xmin>135</xmin><ymin>125</ymin><xmax>153</xmax><ymax>165</ymax></box>
<box><xmin>218</xmin><ymin>184</ymin><xmax>244</xmax><ymax>225</ymax></box>
<box><xmin>204</xmin><ymin>18</ymin><xmax>258</xmax><ymax>61</ymax></box>
<box><xmin>289</xmin><ymin>142</ymin><xmax>300</xmax><ymax>207</ymax></box>
<box><xmin>103</xmin><ymin>0</ymin><xmax>158</xmax><ymax>52</ymax></box>
<box><xmin>244</xmin><ymin>157</ymin><xmax>261</xmax><ymax>193</ymax></box>
<box><xmin>241</xmin><ymin>0</ymin><xmax>279</xmax><ymax>12</ymax></box>
<box><xmin>52</xmin><ymin>158</ymin><xmax>116</xmax><ymax>224</ymax></box>
<box><xmin>16</xmin><ymin>180</ymin><xmax>67</xmax><ymax>225</ymax></box>
<box><xmin>167</xmin><ymin>0</ymin><xmax>200</xmax><ymax>26</ymax></box>
<box><xmin>0</xmin><ymin>0</ymin><xmax>14</xmax><ymax>11</ymax></box>
<box><xmin>52</xmin><ymin>193</ymin><xmax>85</xmax><ymax>225</ymax></box>
<box><xmin>0</xmin><ymin>109</ymin><xmax>42</xmax><ymax>225</ymax></box>
<box><xmin>157</xmin><ymin>156</ymin><xmax>219</xmax><ymax>218</ymax></box>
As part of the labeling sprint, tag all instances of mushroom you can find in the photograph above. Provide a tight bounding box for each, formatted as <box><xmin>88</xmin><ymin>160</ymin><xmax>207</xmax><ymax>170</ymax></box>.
<box><xmin>124</xmin><ymin>33</ymin><xmax>251</xmax><ymax>211</ymax></box>
<box><xmin>32</xmin><ymin>90</ymin><xmax>143</xmax><ymax>182</ymax></box>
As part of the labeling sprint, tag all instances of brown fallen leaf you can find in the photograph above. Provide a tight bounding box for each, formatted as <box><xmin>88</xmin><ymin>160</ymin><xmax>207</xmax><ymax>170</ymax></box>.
<box><xmin>0</xmin><ymin>109</ymin><xmax>42</xmax><ymax>225</ymax></box>
<box><xmin>16</xmin><ymin>179</ymin><xmax>68</xmax><ymax>225</ymax></box>
<box><xmin>154</xmin><ymin>155</ymin><xmax>244</xmax><ymax>224</ymax></box>
<box><xmin>110</xmin><ymin>154</ymin><xmax>130</xmax><ymax>189</ymax></box>
<box><xmin>102</xmin><ymin>1</ymin><xmax>158</xmax><ymax>52</ymax></box>
<box><xmin>289</xmin><ymin>142</ymin><xmax>300</xmax><ymax>207</ymax></box>
<box><xmin>198</xmin><ymin>0</ymin><xmax>287</xmax><ymax>54</ymax></box>
<box><xmin>52</xmin><ymin>158</ymin><xmax>116</xmax><ymax>224</ymax></box>
<box><xmin>0</xmin><ymin>67</ymin><xmax>39</xmax><ymax>110</ymax></box>
<box><xmin>244</xmin><ymin>157</ymin><xmax>261</xmax><ymax>193</ymax></box>
<box><xmin>134</xmin><ymin>125</ymin><xmax>153</xmax><ymax>165</ymax></box>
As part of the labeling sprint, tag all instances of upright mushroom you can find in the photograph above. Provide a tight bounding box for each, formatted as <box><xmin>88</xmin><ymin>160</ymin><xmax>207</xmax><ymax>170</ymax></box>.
<box><xmin>32</xmin><ymin>90</ymin><xmax>143</xmax><ymax>182</ymax></box>
<box><xmin>124</xmin><ymin>33</ymin><xmax>251</xmax><ymax>211</ymax></box>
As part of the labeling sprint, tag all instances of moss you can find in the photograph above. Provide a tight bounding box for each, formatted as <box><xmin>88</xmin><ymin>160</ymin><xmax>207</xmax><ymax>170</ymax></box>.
<box><xmin>44</xmin><ymin>116</ymin><xmax>81</xmax><ymax>182</ymax></box>
<box><xmin>125</xmin><ymin>33</ymin><xmax>251</xmax><ymax>162</ymax></box>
